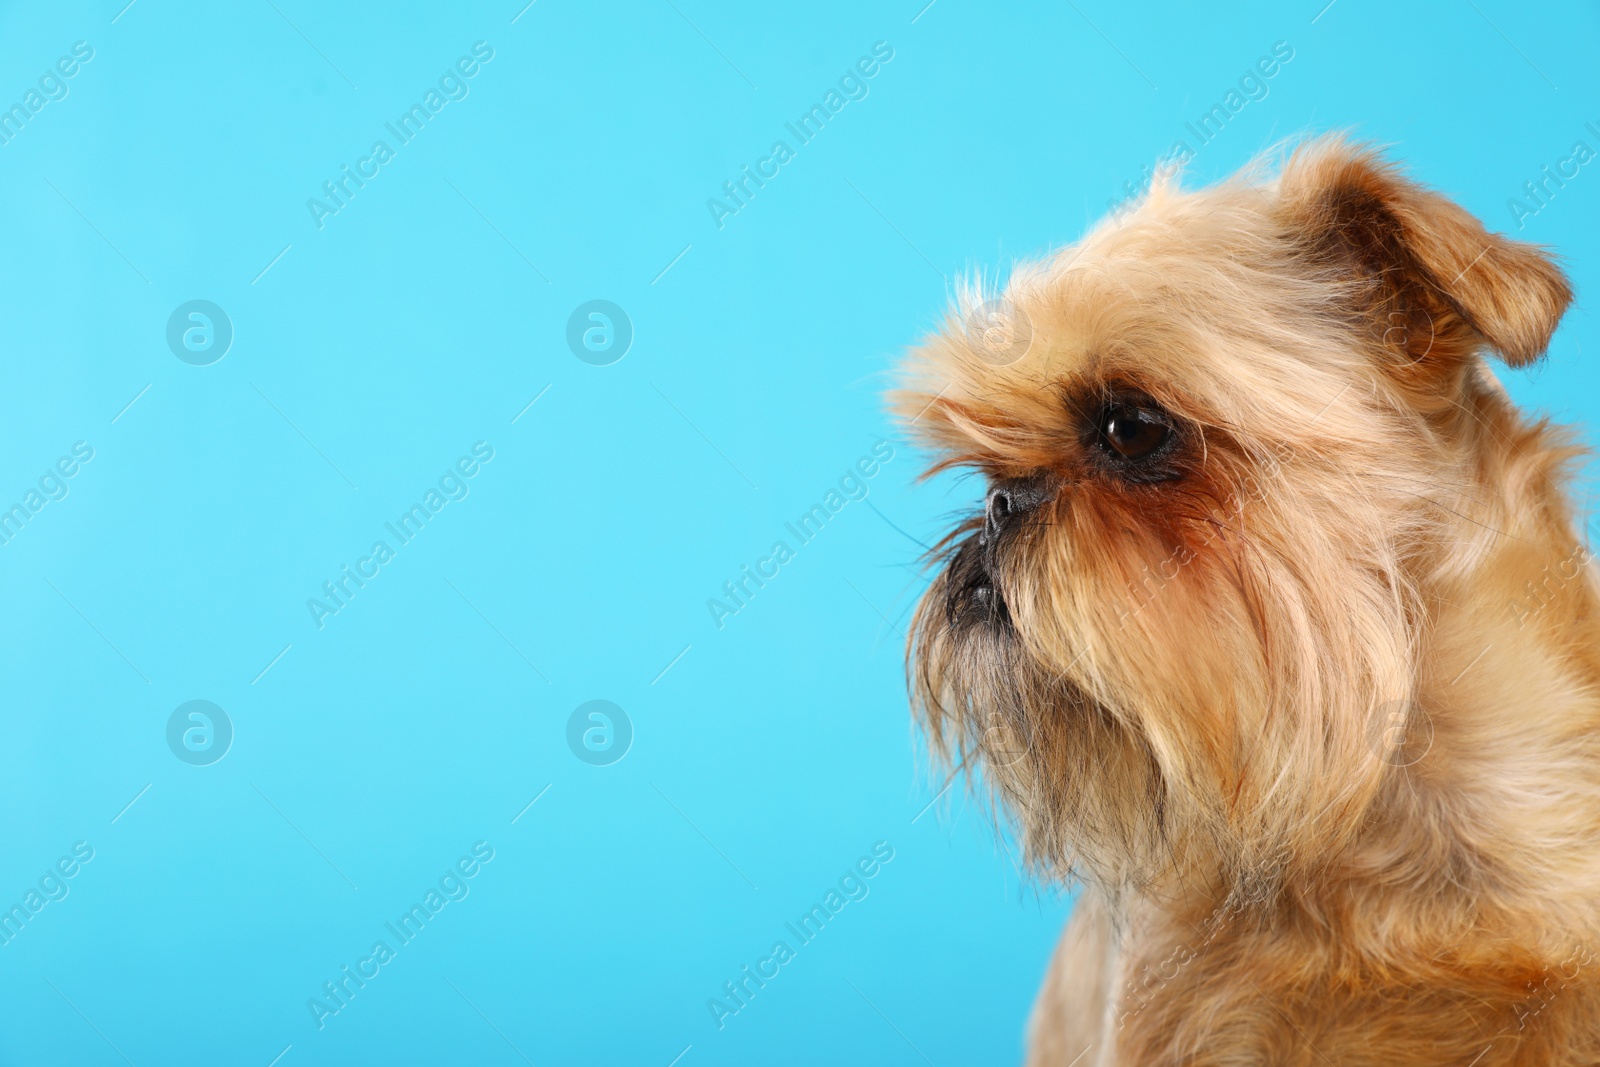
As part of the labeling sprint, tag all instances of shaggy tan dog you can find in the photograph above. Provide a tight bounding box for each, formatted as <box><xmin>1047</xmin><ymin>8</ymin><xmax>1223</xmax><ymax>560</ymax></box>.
<box><xmin>893</xmin><ymin>136</ymin><xmax>1598</xmax><ymax>1065</ymax></box>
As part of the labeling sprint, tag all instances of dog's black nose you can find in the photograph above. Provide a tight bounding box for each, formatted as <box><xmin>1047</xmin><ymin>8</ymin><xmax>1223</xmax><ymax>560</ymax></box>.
<box><xmin>985</xmin><ymin>476</ymin><xmax>1050</xmax><ymax>540</ymax></box>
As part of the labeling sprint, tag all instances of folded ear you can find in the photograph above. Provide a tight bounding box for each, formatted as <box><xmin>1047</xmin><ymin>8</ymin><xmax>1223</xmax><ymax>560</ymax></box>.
<box><xmin>1277</xmin><ymin>137</ymin><xmax>1572</xmax><ymax>371</ymax></box>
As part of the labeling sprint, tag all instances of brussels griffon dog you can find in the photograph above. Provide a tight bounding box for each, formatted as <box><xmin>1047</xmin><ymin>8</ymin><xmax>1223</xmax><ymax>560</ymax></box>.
<box><xmin>894</xmin><ymin>137</ymin><xmax>1598</xmax><ymax>1065</ymax></box>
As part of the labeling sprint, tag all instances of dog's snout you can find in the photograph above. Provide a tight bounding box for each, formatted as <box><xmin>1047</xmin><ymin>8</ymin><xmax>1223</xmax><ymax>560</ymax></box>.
<box><xmin>985</xmin><ymin>476</ymin><xmax>1050</xmax><ymax>540</ymax></box>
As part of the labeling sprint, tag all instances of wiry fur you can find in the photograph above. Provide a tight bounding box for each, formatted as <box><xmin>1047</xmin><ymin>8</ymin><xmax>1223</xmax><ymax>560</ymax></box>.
<box><xmin>893</xmin><ymin>137</ymin><xmax>1600</xmax><ymax>1065</ymax></box>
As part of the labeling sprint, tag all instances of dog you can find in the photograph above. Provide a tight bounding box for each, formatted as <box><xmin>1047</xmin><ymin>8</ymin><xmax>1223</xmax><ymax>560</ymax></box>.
<box><xmin>893</xmin><ymin>136</ymin><xmax>1598</xmax><ymax>1065</ymax></box>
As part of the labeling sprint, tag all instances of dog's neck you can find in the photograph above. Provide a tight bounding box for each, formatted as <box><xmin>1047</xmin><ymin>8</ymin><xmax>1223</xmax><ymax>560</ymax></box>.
<box><xmin>1376</xmin><ymin>378</ymin><xmax>1600</xmax><ymax>936</ymax></box>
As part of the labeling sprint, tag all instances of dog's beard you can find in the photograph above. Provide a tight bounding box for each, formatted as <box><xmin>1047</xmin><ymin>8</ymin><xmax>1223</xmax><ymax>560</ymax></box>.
<box><xmin>913</xmin><ymin>528</ymin><xmax>1175</xmax><ymax>892</ymax></box>
<box><xmin>910</xmin><ymin>475</ymin><xmax>1425</xmax><ymax>901</ymax></box>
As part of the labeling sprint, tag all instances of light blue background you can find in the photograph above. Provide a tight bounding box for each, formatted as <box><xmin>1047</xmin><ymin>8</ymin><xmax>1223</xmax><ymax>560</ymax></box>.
<box><xmin>0</xmin><ymin>1</ymin><xmax>1595</xmax><ymax>1064</ymax></box>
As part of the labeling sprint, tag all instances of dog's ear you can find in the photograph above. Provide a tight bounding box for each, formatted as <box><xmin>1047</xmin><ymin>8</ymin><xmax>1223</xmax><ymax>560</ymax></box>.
<box><xmin>1277</xmin><ymin>138</ymin><xmax>1572</xmax><ymax>371</ymax></box>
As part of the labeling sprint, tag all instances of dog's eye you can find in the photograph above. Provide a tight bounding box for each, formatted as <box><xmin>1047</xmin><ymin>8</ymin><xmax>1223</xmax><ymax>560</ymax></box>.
<box><xmin>1097</xmin><ymin>403</ymin><xmax>1170</xmax><ymax>460</ymax></box>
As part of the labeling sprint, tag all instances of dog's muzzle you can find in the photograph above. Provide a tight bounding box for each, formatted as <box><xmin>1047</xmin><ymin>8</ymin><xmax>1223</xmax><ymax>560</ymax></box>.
<box><xmin>944</xmin><ymin>474</ymin><xmax>1051</xmax><ymax>628</ymax></box>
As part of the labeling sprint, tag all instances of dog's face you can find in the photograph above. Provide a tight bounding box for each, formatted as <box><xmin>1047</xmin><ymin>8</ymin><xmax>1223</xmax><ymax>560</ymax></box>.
<box><xmin>895</xmin><ymin>138</ymin><xmax>1571</xmax><ymax>895</ymax></box>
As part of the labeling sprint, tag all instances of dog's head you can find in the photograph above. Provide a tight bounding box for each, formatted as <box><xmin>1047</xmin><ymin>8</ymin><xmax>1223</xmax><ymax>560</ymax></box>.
<box><xmin>894</xmin><ymin>137</ymin><xmax>1572</xmax><ymax>896</ymax></box>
